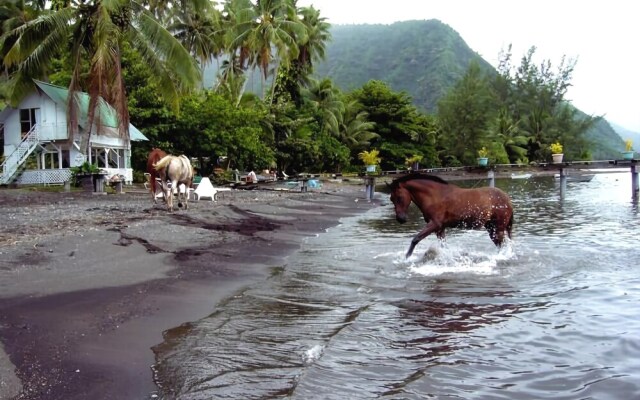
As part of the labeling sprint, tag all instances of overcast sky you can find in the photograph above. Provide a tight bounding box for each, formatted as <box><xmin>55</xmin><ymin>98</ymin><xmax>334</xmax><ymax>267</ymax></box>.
<box><xmin>298</xmin><ymin>0</ymin><xmax>640</xmax><ymax>132</ymax></box>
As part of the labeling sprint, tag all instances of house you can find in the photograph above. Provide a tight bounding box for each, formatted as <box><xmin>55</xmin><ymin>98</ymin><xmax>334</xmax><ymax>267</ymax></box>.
<box><xmin>0</xmin><ymin>80</ymin><xmax>148</xmax><ymax>185</ymax></box>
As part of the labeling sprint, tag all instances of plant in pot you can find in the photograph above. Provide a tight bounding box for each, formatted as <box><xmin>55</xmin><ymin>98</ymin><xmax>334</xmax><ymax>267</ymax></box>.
<box><xmin>622</xmin><ymin>139</ymin><xmax>634</xmax><ymax>160</ymax></box>
<box><xmin>550</xmin><ymin>142</ymin><xmax>564</xmax><ymax>163</ymax></box>
<box><xmin>405</xmin><ymin>154</ymin><xmax>423</xmax><ymax>171</ymax></box>
<box><xmin>358</xmin><ymin>149</ymin><xmax>381</xmax><ymax>174</ymax></box>
<box><xmin>477</xmin><ymin>147</ymin><xmax>489</xmax><ymax>166</ymax></box>
<box><xmin>70</xmin><ymin>161</ymin><xmax>101</xmax><ymax>191</ymax></box>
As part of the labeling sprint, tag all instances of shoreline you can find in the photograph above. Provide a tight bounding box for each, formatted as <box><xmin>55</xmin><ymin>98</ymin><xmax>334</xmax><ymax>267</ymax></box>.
<box><xmin>0</xmin><ymin>183</ymin><xmax>379</xmax><ymax>399</ymax></box>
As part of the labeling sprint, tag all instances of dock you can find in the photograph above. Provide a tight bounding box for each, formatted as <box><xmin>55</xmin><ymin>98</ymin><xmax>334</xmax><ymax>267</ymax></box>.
<box><xmin>364</xmin><ymin>159</ymin><xmax>640</xmax><ymax>202</ymax></box>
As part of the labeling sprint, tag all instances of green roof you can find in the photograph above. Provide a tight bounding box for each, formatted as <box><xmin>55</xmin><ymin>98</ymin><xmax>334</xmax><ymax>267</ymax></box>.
<box><xmin>34</xmin><ymin>80</ymin><xmax>148</xmax><ymax>141</ymax></box>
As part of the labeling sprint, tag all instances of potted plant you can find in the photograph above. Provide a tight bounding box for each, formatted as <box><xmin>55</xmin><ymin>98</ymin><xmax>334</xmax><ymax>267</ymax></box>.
<box><xmin>550</xmin><ymin>142</ymin><xmax>564</xmax><ymax>163</ymax></box>
<box><xmin>358</xmin><ymin>149</ymin><xmax>381</xmax><ymax>173</ymax></box>
<box><xmin>70</xmin><ymin>161</ymin><xmax>101</xmax><ymax>191</ymax></box>
<box><xmin>405</xmin><ymin>154</ymin><xmax>423</xmax><ymax>171</ymax></box>
<box><xmin>477</xmin><ymin>147</ymin><xmax>489</xmax><ymax>166</ymax></box>
<box><xmin>622</xmin><ymin>139</ymin><xmax>634</xmax><ymax>160</ymax></box>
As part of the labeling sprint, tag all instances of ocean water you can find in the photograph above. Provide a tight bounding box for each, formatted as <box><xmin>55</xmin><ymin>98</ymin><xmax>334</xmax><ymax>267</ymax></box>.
<box><xmin>152</xmin><ymin>172</ymin><xmax>640</xmax><ymax>399</ymax></box>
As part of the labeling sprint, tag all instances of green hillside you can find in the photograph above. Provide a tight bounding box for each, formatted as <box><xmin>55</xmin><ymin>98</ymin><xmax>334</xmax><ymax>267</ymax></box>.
<box><xmin>314</xmin><ymin>20</ymin><xmax>624</xmax><ymax>159</ymax></box>
<box><xmin>314</xmin><ymin>19</ymin><xmax>494</xmax><ymax>114</ymax></box>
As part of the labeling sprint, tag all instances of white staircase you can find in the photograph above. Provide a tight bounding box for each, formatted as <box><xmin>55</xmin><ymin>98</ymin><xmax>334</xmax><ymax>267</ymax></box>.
<box><xmin>0</xmin><ymin>125</ymin><xmax>40</xmax><ymax>185</ymax></box>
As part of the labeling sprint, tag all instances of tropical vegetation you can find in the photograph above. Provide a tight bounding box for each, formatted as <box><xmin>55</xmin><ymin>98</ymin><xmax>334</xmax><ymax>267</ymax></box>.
<box><xmin>0</xmin><ymin>7</ymin><xmax>614</xmax><ymax>177</ymax></box>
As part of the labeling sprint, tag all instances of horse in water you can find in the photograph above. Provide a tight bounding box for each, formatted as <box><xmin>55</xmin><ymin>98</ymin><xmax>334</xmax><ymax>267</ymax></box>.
<box><xmin>388</xmin><ymin>173</ymin><xmax>513</xmax><ymax>258</ymax></box>
<box><xmin>153</xmin><ymin>154</ymin><xmax>193</xmax><ymax>212</ymax></box>
<box><xmin>147</xmin><ymin>148</ymin><xmax>167</xmax><ymax>203</ymax></box>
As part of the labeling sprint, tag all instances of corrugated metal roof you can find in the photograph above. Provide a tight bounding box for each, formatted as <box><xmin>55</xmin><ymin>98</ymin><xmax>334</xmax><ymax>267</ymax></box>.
<box><xmin>34</xmin><ymin>80</ymin><xmax>148</xmax><ymax>141</ymax></box>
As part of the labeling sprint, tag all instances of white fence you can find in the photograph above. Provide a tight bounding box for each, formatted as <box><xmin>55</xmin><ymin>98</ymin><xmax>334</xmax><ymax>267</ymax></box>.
<box><xmin>15</xmin><ymin>168</ymin><xmax>133</xmax><ymax>185</ymax></box>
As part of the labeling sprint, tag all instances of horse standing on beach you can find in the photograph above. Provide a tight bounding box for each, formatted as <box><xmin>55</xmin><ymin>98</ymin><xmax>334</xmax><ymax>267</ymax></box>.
<box><xmin>147</xmin><ymin>148</ymin><xmax>167</xmax><ymax>203</ymax></box>
<box><xmin>388</xmin><ymin>173</ymin><xmax>514</xmax><ymax>258</ymax></box>
<box><xmin>153</xmin><ymin>154</ymin><xmax>194</xmax><ymax>212</ymax></box>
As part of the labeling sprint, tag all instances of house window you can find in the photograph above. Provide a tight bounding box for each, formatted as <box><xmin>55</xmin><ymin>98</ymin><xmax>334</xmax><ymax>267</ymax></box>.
<box><xmin>20</xmin><ymin>108</ymin><xmax>38</xmax><ymax>138</ymax></box>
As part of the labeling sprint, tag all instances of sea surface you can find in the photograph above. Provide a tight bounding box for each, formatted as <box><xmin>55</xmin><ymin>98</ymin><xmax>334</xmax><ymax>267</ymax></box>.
<box><xmin>152</xmin><ymin>171</ymin><xmax>640</xmax><ymax>400</ymax></box>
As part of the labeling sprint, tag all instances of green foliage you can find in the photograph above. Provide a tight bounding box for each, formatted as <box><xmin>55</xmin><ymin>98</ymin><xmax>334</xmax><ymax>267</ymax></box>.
<box><xmin>70</xmin><ymin>162</ymin><xmax>100</xmax><ymax>175</ymax></box>
<box><xmin>437</xmin><ymin>61</ymin><xmax>495</xmax><ymax>165</ymax></box>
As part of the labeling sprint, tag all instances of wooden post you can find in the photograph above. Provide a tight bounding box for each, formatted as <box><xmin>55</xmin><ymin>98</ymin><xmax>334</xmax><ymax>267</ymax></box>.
<box><xmin>364</xmin><ymin>176</ymin><xmax>376</xmax><ymax>200</ymax></box>
<box><xmin>631</xmin><ymin>164</ymin><xmax>639</xmax><ymax>202</ymax></box>
<box><xmin>559</xmin><ymin>167</ymin><xmax>567</xmax><ymax>200</ymax></box>
<box><xmin>487</xmin><ymin>170</ymin><xmax>495</xmax><ymax>187</ymax></box>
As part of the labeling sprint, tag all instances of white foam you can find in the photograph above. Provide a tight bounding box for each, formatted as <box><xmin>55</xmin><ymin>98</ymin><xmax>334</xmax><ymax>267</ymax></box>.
<box><xmin>405</xmin><ymin>241</ymin><xmax>516</xmax><ymax>277</ymax></box>
<box><xmin>302</xmin><ymin>344</ymin><xmax>324</xmax><ymax>364</ymax></box>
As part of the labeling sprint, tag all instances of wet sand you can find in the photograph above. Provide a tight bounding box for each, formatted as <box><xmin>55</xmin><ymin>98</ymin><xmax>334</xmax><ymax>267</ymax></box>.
<box><xmin>0</xmin><ymin>182</ymin><xmax>378</xmax><ymax>399</ymax></box>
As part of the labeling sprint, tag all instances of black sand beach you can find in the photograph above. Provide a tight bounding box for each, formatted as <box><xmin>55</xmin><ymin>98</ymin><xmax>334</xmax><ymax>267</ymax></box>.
<box><xmin>0</xmin><ymin>182</ymin><xmax>377</xmax><ymax>399</ymax></box>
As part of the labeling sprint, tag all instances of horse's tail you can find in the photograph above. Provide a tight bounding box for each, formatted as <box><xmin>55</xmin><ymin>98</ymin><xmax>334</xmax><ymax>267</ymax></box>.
<box><xmin>153</xmin><ymin>155</ymin><xmax>173</xmax><ymax>171</ymax></box>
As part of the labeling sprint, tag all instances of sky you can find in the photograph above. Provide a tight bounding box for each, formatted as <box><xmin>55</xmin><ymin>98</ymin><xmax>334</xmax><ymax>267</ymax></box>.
<box><xmin>298</xmin><ymin>0</ymin><xmax>640</xmax><ymax>132</ymax></box>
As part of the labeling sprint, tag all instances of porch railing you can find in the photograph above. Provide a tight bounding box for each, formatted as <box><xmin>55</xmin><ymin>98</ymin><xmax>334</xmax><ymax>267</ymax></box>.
<box><xmin>0</xmin><ymin>125</ymin><xmax>40</xmax><ymax>185</ymax></box>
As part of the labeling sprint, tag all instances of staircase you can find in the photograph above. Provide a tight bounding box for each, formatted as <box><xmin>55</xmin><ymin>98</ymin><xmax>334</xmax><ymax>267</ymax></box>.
<box><xmin>0</xmin><ymin>125</ymin><xmax>40</xmax><ymax>185</ymax></box>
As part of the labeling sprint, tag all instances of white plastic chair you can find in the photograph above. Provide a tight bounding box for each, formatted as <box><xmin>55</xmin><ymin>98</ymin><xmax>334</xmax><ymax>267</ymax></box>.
<box><xmin>192</xmin><ymin>177</ymin><xmax>231</xmax><ymax>201</ymax></box>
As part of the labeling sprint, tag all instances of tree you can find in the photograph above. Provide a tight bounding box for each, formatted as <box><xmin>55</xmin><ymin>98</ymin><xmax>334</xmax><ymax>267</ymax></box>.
<box><xmin>492</xmin><ymin>46</ymin><xmax>595</xmax><ymax>161</ymax></box>
<box><xmin>272</xmin><ymin>3</ymin><xmax>330</xmax><ymax>105</ymax></box>
<box><xmin>1</xmin><ymin>0</ymin><xmax>201</xmax><ymax>156</ymax></box>
<box><xmin>437</xmin><ymin>61</ymin><xmax>495</xmax><ymax>165</ymax></box>
<box><xmin>304</xmin><ymin>77</ymin><xmax>344</xmax><ymax>137</ymax></box>
<box><xmin>351</xmin><ymin>80</ymin><xmax>438</xmax><ymax>169</ymax></box>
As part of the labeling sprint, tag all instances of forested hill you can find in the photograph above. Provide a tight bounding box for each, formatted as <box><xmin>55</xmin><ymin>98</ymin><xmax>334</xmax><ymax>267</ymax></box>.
<box><xmin>313</xmin><ymin>19</ymin><xmax>625</xmax><ymax>159</ymax></box>
<box><xmin>313</xmin><ymin>19</ymin><xmax>494</xmax><ymax>114</ymax></box>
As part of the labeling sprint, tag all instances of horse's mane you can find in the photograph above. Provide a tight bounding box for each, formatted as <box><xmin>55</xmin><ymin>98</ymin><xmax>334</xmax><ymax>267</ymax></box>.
<box><xmin>389</xmin><ymin>173</ymin><xmax>449</xmax><ymax>189</ymax></box>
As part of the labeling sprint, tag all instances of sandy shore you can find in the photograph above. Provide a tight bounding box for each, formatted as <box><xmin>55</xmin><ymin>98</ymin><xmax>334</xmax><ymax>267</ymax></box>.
<box><xmin>0</xmin><ymin>181</ymin><xmax>379</xmax><ymax>399</ymax></box>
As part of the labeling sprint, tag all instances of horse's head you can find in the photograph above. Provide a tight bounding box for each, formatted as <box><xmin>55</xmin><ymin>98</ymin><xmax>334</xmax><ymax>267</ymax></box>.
<box><xmin>388</xmin><ymin>181</ymin><xmax>412</xmax><ymax>223</ymax></box>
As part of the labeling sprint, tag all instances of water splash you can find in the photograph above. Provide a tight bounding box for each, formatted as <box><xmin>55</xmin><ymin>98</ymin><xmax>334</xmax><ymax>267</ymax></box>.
<box><xmin>302</xmin><ymin>344</ymin><xmax>325</xmax><ymax>365</ymax></box>
<box><xmin>405</xmin><ymin>240</ymin><xmax>517</xmax><ymax>277</ymax></box>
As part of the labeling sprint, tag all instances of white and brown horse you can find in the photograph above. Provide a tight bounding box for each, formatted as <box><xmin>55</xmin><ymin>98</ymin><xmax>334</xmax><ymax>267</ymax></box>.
<box><xmin>153</xmin><ymin>154</ymin><xmax>194</xmax><ymax>212</ymax></box>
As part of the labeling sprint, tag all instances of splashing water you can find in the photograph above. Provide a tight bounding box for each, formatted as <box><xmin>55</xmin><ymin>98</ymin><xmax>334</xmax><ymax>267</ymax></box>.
<box><xmin>404</xmin><ymin>239</ymin><xmax>517</xmax><ymax>277</ymax></box>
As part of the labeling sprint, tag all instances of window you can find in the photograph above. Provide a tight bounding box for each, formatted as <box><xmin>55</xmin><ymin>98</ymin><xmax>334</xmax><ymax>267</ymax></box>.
<box><xmin>20</xmin><ymin>108</ymin><xmax>38</xmax><ymax>138</ymax></box>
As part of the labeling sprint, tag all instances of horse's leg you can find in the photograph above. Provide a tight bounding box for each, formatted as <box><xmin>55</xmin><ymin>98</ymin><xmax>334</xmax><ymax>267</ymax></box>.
<box><xmin>407</xmin><ymin>221</ymin><xmax>441</xmax><ymax>258</ymax></box>
<box><xmin>166</xmin><ymin>180</ymin><xmax>175</xmax><ymax>212</ymax></box>
<box><xmin>183</xmin><ymin>183</ymin><xmax>189</xmax><ymax>210</ymax></box>
<box><xmin>487</xmin><ymin>218</ymin><xmax>509</xmax><ymax>247</ymax></box>
<box><xmin>150</xmin><ymin>174</ymin><xmax>158</xmax><ymax>204</ymax></box>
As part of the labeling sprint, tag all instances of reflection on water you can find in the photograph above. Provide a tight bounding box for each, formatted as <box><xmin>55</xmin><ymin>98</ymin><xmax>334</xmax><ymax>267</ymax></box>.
<box><xmin>153</xmin><ymin>174</ymin><xmax>640</xmax><ymax>399</ymax></box>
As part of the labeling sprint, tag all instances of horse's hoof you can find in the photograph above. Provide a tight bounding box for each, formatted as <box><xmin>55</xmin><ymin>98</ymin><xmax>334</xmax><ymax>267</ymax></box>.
<box><xmin>178</xmin><ymin>202</ymin><xmax>183</xmax><ymax>208</ymax></box>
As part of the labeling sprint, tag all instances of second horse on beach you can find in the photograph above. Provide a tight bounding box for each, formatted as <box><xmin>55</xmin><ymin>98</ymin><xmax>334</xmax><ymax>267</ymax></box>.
<box><xmin>153</xmin><ymin>154</ymin><xmax>194</xmax><ymax>212</ymax></box>
<box><xmin>388</xmin><ymin>173</ymin><xmax>514</xmax><ymax>258</ymax></box>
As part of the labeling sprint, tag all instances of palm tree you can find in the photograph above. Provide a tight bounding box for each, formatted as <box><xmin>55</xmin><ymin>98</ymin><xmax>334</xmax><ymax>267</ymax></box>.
<box><xmin>338</xmin><ymin>100</ymin><xmax>378</xmax><ymax>151</ymax></box>
<box><xmin>490</xmin><ymin>107</ymin><xmax>528</xmax><ymax>163</ymax></box>
<box><xmin>271</xmin><ymin>3</ymin><xmax>329</xmax><ymax>105</ymax></box>
<box><xmin>304</xmin><ymin>77</ymin><xmax>344</xmax><ymax>137</ymax></box>
<box><xmin>1</xmin><ymin>0</ymin><xmax>201</xmax><ymax>155</ymax></box>
<box><xmin>166</xmin><ymin>0</ymin><xmax>223</xmax><ymax>70</ymax></box>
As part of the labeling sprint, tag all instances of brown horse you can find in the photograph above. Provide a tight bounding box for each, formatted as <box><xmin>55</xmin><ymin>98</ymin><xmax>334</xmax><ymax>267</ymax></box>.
<box><xmin>388</xmin><ymin>173</ymin><xmax>513</xmax><ymax>258</ymax></box>
<box><xmin>147</xmin><ymin>148</ymin><xmax>167</xmax><ymax>203</ymax></box>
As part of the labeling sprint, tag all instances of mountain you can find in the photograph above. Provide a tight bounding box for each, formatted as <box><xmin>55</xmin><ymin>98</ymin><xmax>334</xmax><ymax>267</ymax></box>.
<box><xmin>314</xmin><ymin>19</ymin><xmax>494</xmax><ymax>114</ymax></box>
<box><xmin>314</xmin><ymin>20</ymin><xmax>624</xmax><ymax>159</ymax></box>
<box><xmin>609</xmin><ymin>122</ymin><xmax>640</xmax><ymax>148</ymax></box>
